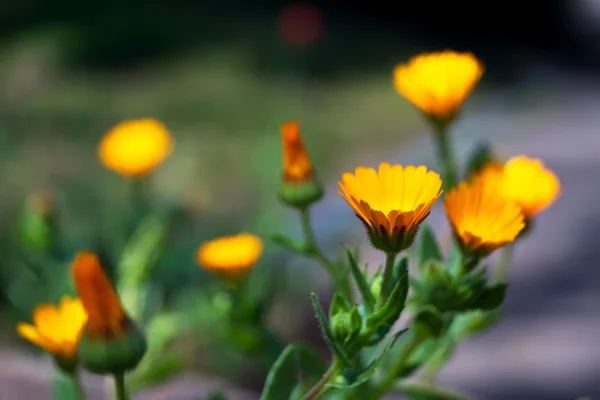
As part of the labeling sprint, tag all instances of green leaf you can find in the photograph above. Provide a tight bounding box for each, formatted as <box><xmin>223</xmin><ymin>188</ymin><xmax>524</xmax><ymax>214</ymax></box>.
<box><xmin>366</xmin><ymin>265</ymin><xmax>408</xmax><ymax>333</ymax></box>
<box><xmin>413</xmin><ymin>306</ymin><xmax>444</xmax><ymax>338</ymax></box>
<box><xmin>386</xmin><ymin>333</ymin><xmax>440</xmax><ymax>379</ymax></box>
<box><xmin>417</xmin><ymin>225</ymin><xmax>442</xmax><ymax>268</ymax></box>
<box><xmin>447</xmin><ymin>243</ymin><xmax>462</xmax><ymax>277</ymax></box>
<box><xmin>399</xmin><ymin>381</ymin><xmax>474</xmax><ymax>400</ymax></box>
<box><xmin>327</xmin><ymin>329</ymin><xmax>407</xmax><ymax>389</ymax></box>
<box><xmin>205</xmin><ymin>392</ymin><xmax>228</xmax><ymax>400</ymax></box>
<box><xmin>450</xmin><ymin>310</ymin><xmax>500</xmax><ymax>340</ymax></box>
<box><xmin>472</xmin><ymin>284</ymin><xmax>508</xmax><ymax>310</ymax></box>
<box><xmin>343</xmin><ymin>244</ymin><xmax>376</xmax><ymax>313</ymax></box>
<box><xmin>270</xmin><ymin>233</ymin><xmax>306</xmax><ymax>254</ymax></box>
<box><xmin>330</xmin><ymin>292</ymin><xmax>352</xmax><ymax>319</ymax></box>
<box><xmin>260</xmin><ymin>344</ymin><xmax>327</xmax><ymax>400</ymax></box>
<box><xmin>309</xmin><ymin>293</ymin><xmax>353</xmax><ymax>366</ymax></box>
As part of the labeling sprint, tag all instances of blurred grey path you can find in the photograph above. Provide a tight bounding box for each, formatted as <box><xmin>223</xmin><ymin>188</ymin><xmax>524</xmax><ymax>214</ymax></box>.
<box><xmin>311</xmin><ymin>72</ymin><xmax>600</xmax><ymax>400</ymax></box>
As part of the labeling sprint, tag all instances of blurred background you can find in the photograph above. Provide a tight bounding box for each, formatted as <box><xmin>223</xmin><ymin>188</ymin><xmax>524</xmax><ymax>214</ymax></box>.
<box><xmin>0</xmin><ymin>0</ymin><xmax>599</xmax><ymax>399</ymax></box>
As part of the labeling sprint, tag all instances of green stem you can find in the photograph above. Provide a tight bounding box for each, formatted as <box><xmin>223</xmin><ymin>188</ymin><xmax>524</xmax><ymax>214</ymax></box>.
<box><xmin>299</xmin><ymin>207</ymin><xmax>353</xmax><ymax>301</ymax></box>
<box><xmin>71</xmin><ymin>371</ymin><xmax>86</xmax><ymax>400</ymax></box>
<box><xmin>302</xmin><ymin>359</ymin><xmax>341</xmax><ymax>400</ymax></box>
<box><xmin>372</xmin><ymin>333</ymin><xmax>424</xmax><ymax>399</ymax></box>
<box><xmin>377</xmin><ymin>252</ymin><xmax>398</xmax><ymax>308</ymax></box>
<box><xmin>492</xmin><ymin>242</ymin><xmax>514</xmax><ymax>284</ymax></box>
<box><xmin>433</xmin><ymin>123</ymin><xmax>458</xmax><ymax>192</ymax></box>
<box><xmin>113</xmin><ymin>372</ymin><xmax>129</xmax><ymax>400</ymax></box>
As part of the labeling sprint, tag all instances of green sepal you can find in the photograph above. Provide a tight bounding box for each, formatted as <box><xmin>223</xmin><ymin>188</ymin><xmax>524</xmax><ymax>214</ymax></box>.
<box><xmin>78</xmin><ymin>320</ymin><xmax>148</xmax><ymax>375</ymax></box>
<box><xmin>416</xmin><ymin>224</ymin><xmax>442</xmax><ymax>269</ymax></box>
<box><xmin>260</xmin><ymin>344</ymin><xmax>326</xmax><ymax>400</ymax></box>
<box><xmin>326</xmin><ymin>329</ymin><xmax>407</xmax><ymax>389</ymax></box>
<box><xmin>308</xmin><ymin>293</ymin><xmax>353</xmax><ymax>366</ymax></box>
<box><xmin>342</xmin><ymin>244</ymin><xmax>376</xmax><ymax>313</ymax></box>
<box><xmin>278</xmin><ymin>179</ymin><xmax>324</xmax><ymax>208</ymax></box>
<box><xmin>471</xmin><ymin>283</ymin><xmax>508</xmax><ymax>310</ymax></box>
<box><xmin>270</xmin><ymin>233</ymin><xmax>307</xmax><ymax>254</ymax></box>
<box><xmin>413</xmin><ymin>306</ymin><xmax>444</xmax><ymax>339</ymax></box>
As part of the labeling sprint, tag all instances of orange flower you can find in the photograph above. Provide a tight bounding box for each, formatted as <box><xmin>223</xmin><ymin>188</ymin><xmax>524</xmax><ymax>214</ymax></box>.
<box><xmin>394</xmin><ymin>50</ymin><xmax>483</xmax><ymax>121</ymax></box>
<box><xmin>71</xmin><ymin>252</ymin><xmax>128</xmax><ymax>339</ymax></box>
<box><xmin>17</xmin><ymin>296</ymin><xmax>87</xmax><ymax>363</ymax></box>
<box><xmin>338</xmin><ymin>163</ymin><xmax>443</xmax><ymax>252</ymax></box>
<box><xmin>281</xmin><ymin>121</ymin><xmax>314</xmax><ymax>182</ymax></box>
<box><xmin>197</xmin><ymin>233</ymin><xmax>263</xmax><ymax>279</ymax></box>
<box><xmin>98</xmin><ymin>118</ymin><xmax>173</xmax><ymax>178</ymax></box>
<box><xmin>444</xmin><ymin>179</ymin><xmax>525</xmax><ymax>257</ymax></box>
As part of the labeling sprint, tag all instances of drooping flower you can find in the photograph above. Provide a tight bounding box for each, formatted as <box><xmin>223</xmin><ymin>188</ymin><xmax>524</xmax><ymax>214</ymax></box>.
<box><xmin>71</xmin><ymin>252</ymin><xmax>147</xmax><ymax>374</ymax></box>
<box><xmin>197</xmin><ymin>233</ymin><xmax>263</xmax><ymax>279</ymax></box>
<box><xmin>17</xmin><ymin>296</ymin><xmax>87</xmax><ymax>371</ymax></box>
<box><xmin>98</xmin><ymin>118</ymin><xmax>173</xmax><ymax>178</ymax></box>
<box><xmin>278</xmin><ymin>121</ymin><xmax>323</xmax><ymax>207</ymax></box>
<box><xmin>444</xmin><ymin>179</ymin><xmax>525</xmax><ymax>257</ymax></box>
<box><xmin>338</xmin><ymin>163</ymin><xmax>443</xmax><ymax>253</ymax></box>
<box><xmin>393</xmin><ymin>50</ymin><xmax>483</xmax><ymax>122</ymax></box>
<box><xmin>499</xmin><ymin>155</ymin><xmax>560</xmax><ymax>219</ymax></box>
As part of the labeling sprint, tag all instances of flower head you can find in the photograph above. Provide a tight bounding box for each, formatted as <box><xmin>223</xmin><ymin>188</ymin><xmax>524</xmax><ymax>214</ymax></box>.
<box><xmin>71</xmin><ymin>252</ymin><xmax>128</xmax><ymax>339</ymax></box>
<box><xmin>17</xmin><ymin>296</ymin><xmax>87</xmax><ymax>366</ymax></box>
<box><xmin>444</xmin><ymin>179</ymin><xmax>525</xmax><ymax>257</ymax></box>
<box><xmin>499</xmin><ymin>155</ymin><xmax>560</xmax><ymax>219</ymax></box>
<box><xmin>394</xmin><ymin>50</ymin><xmax>483</xmax><ymax>121</ymax></box>
<box><xmin>98</xmin><ymin>118</ymin><xmax>173</xmax><ymax>178</ymax></box>
<box><xmin>197</xmin><ymin>233</ymin><xmax>263</xmax><ymax>279</ymax></box>
<box><xmin>338</xmin><ymin>163</ymin><xmax>443</xmax><ymax>252</ymax></box>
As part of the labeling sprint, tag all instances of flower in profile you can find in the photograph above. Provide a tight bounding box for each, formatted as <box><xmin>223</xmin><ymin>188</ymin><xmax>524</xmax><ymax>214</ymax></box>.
<box><xmin>17</xmin><ymin>296</ymin><xmax>87</xmax><ymax>371</ymax></box>
<box><xmin>197</xmin><ymin>233</ymin><xmax>263</xmax><ymax>279</ymax></box>
<box><xmin>98</xmin><ymin>118</ymin><xmax>173</xmax><ymax>178</ymax></box>
<box><xmin>338</xmin><ymin>163</ymin><xmax>443</xmax><ymax>253</ymax></box>
<box><xmin>393</xmin><ymin>50</ymin><xmax>483</xmax><ymax>122</ymax></box>
<box><xmin>444</xmin><ymin>179</ymin><xmax>525</xmax><ymax>257</ymax></box>
<box><xmin>71</xmin><ymin>252</ymin><xmax>147</xmax><ymax>374</ymax></box>
<box><xmin>279</xmin><ymin>121</ymin><xmax>323</xmax><ymax>207</ymax></box>
<box><xmin>499</xmin><ymin>155</ymin><xmax>560</xmax><ymax>219</ymax></box>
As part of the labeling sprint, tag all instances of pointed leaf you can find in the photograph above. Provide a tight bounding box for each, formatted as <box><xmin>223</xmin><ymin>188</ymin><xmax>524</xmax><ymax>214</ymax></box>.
<box><xmin>413</xmin><ymin>306</ymin><xmax>444</xmax><ymax>338</ymax></box>
<box><xmin>326</xmin><ymin>329</ymin><xmax>407</xmax><ymax>389</ymax></box>
<box><xmin>417</xmin><ymin>225</ymin><xmax>442</xmax><ymax>268</ymax></box>
<box><xmin>260</xmin><ymin>344</ymin><xmax>327</xmax><ymax>400</ymax></box>
<box><xmin>447</xmin><ymin>243</ymin><xmax>462</xmax><ymax>277</ymax></box>
<box><xmin>366</xmin><ymin>265</ymin><xmax>408</xmax><ymax>331</ymax></box>
<box><xmin>399</xmin><ymin>381</ymin><xmax>475</xmax><ymax>400</ymax></box>
<box><xmin>270</xmin><ymin>233</ymin><xmax>306</xmax><ymax>254</ymax></box>
<box><xmin>343</xmin><ymin>244</ymin><xmax>375</xmax><ymax>313</ymax></box>
<box><xmin>309</xmin><ymin>293</ymin><xmax>353</xmax><ymax>366</ymax></box>
<box><xmin>471</xmin><ymin>283</ymin><xmax>508</xmax><ymax>310</ymax></box>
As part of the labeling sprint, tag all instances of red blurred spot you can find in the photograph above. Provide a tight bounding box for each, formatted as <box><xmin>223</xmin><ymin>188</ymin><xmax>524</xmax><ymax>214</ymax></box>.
<box><xmin>277</xmin><ymin>2</ymin><xmax>325</xmax><ymax>47</ymax></box>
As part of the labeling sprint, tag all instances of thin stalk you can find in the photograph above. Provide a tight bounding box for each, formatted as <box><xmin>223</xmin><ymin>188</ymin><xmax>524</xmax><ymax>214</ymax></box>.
<box><xmin>432</xmin><ymin>124</ymin><xmax>458</xmax><ymax>192</ymax></box>
<box><xmin>377</xmin><ymin>252</ymin><xmax>398</xmax><ymax>308</ymax></box>
<box><xmin>113</xmin><ymin>372</ymin><xmax>129</xmax><ymax>400</ymax></box>
<box><xmin>372</xmin><ymin>334</ymin><xmax>424</xmax><ymax>399</ymax></box>
<box><xmin>71</xmin><ymin>371</ymin><xmax>86</xmax><ymax>400</ymax></box>
<box><xmin>302</xmin><ymin>359</ymin><xmax>341</xmax><ymax>400</ymax></box>
<box><xmin>299</xmin><ymin>207</ymin><xmax>353</xmax><ymax>301</ymax></box>
<box><xmin>492</xmin><ymin>243</ymin><xmax>515</xmax><ymax>284</ymax></box>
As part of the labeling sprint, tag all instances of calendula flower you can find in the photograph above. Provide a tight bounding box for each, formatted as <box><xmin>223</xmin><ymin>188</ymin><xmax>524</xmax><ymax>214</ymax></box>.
<box><xmin>197</xmin><ymin>233</ymin><xmax>263</xmax><ymax>279</ymax></box>
<box><xmin>72</xmin><ymin>252</ymin><xmax>128</xmax><ymax>339</ymax></box>
<box><xmin>338</xmin><ymin>163</ymin><xmax>443</xmax><ymax>253</ymax></box>
<box><xmin>499</xmin><ymin>155</ymin><xmax>560</xmax><ymax>219</ymax></box>
<box><xmin>278</xmin><ymin>121</ymin><xmax>323</xmax><ymax>207</ymax></box>
<box><xmin>394</xmin><ymin>50</ymin><xmax>483</xmax><ymax>122</ymax></box>
<box><xmin>98</xmin><ymin>118</ymin><xmax>173</xmax><ymax>178</ymax></box>
<box><xmin>17</xmin><ymin>296</ymin><xmax>87</xmax><ymax>371</ymax></box>
<box><xmin>71</xmin><ymin>252</ymin><xmax>147</xmax><ymax>374</ymax></box>
<box><xmin>444</xmin><ymin>179</ymin><xmax>525</xmax><ymax>257</ymax></box>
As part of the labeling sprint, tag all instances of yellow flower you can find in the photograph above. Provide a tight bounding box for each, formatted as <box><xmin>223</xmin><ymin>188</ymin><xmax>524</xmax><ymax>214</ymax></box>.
<box><xmin>499</xmin><ymin>155</ymin><xmax>560</xmax><ymax>219</ymax></box>
<box><xmin>17</xmin><ymin>296</ymin><xmax>87</xmax><ymax>363</ymax></box>
<box><xmin>394</xmin><ymin>50</ymin><xmax>483</xmax><ymax>121</ymax></box>
<box><xmin>444</xmin><ymin>179</ymin><xmax>525</xmax><ymax>257</ymax></box>
<box><xmin>71</xmin><ymin>252</ymin><xmax>128</xmax><ymax>339</ymax></box>
<box><xmin>338</xmin><ymin>163</ymin><xmax>443</xmax><ymax>253</ymax></box>
<box><xmin>98</xmin><ymin>118</ymin><xmax>173</xmax><ymax>177</ymax></box>
<box><xmin>281</xmin><ymin>121</ymin><xmax>314</xmax><ymax>182</ymax></box>
<box><xmin>197</xmin><ymin>233</ymin><xmax>263</xmax><ymax>279</ymax></box>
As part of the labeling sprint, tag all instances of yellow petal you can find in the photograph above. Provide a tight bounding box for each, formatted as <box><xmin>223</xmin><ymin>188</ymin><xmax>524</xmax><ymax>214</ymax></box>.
<box><xmin>17</xmin><ymin>323</ymin><xmax>58</xmax><ymax>353</ymax></box>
